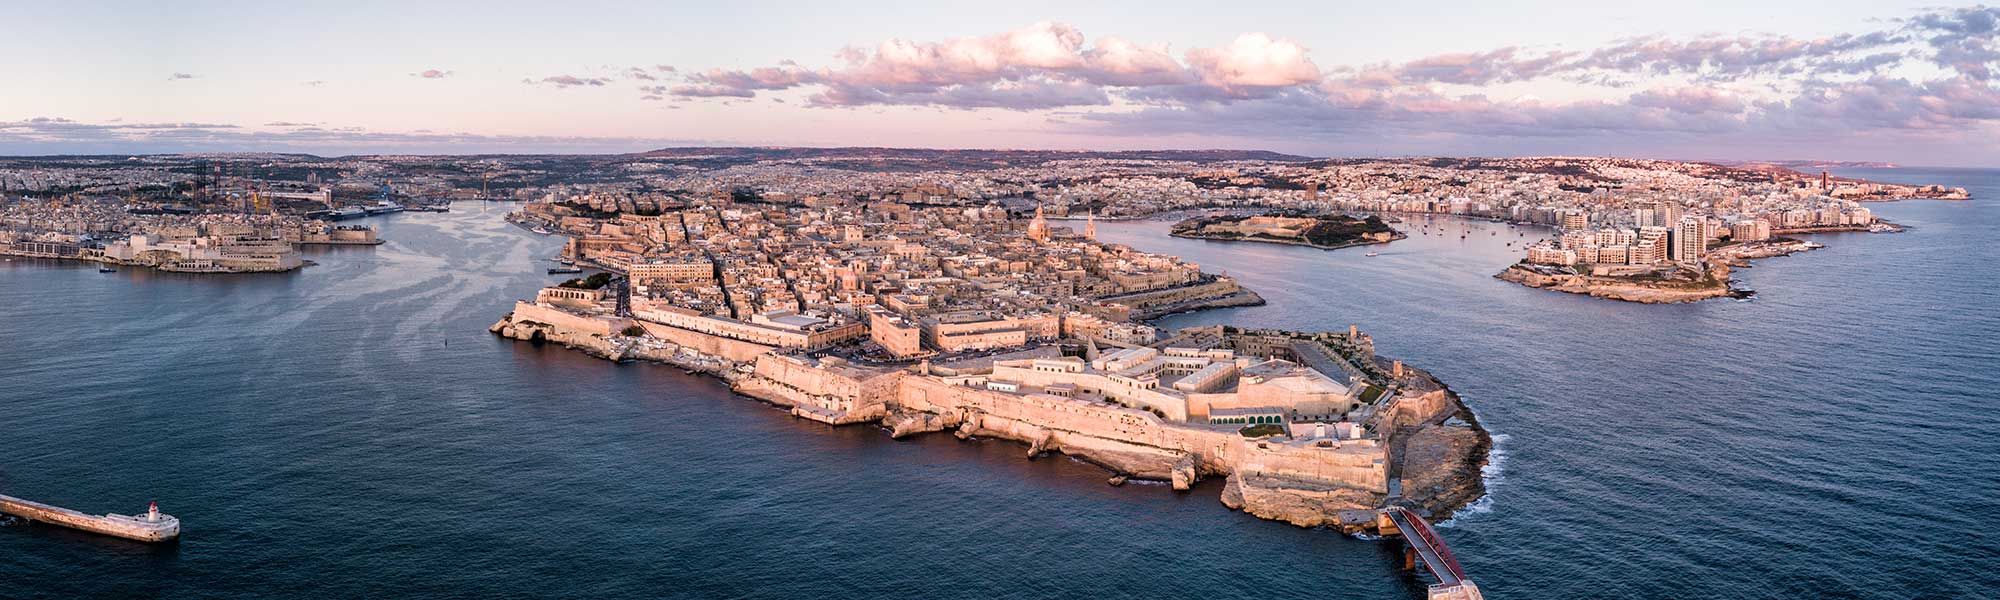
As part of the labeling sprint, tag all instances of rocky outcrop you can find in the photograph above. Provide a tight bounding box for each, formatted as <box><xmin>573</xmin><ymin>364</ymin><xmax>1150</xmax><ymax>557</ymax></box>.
<box><xmin>1496</xmin><ymin>263</ymin><xmax>1733</xmax><ymax>303</ymax></box>
<box><xmin>883</xmin><ymin>408</ymin><xmax>956</xmax><ymax>439</ymax></box>
<box><xmin>1170</xmin><ymin>456</ymin><xmax>1198</xmax><ymax>491</ymax></box>
<box><xmin>490</xmin><ymin>313</ymin><xmax>625</xmax><ymax>360</ymax></box>
<box><xmin>1395</xmin><ymin>414</ymin><xmax>1490</xmax><ymax>517</ymax></box>
<box><xmin>1220</xmin><ymin>473</ymin><xmax>1386</xmax><ymax>528</ymax></box>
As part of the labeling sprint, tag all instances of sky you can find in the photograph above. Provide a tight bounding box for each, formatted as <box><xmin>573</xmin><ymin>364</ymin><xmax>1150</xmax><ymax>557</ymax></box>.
<box><xmin>3</xmin><ymin>1</ymin><xmax>1998</xmax><ymax>165</ymax></box>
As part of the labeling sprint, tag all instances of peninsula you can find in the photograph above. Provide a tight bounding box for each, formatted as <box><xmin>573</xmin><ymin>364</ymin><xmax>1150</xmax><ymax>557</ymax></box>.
<box><xmin>490</xmin><ymin>186</ymin><xmax>1490</xmax><ymax>530</ymax></box>
<box><xmin>1170</xmin><ymin>212</ymin><xmax>1404</xmax><ymax>250</ymax></box>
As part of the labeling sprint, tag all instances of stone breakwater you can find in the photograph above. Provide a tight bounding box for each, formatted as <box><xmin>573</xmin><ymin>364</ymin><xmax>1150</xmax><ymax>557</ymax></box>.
<box><xmin>490</xmin><ymin>308</ymin><xmax>1490</xmax><ymax>530</ymax></box>
<box><xmin>0</xmin><ymin>494</ymin><xmax>180</xmax><ymax>543</ymax></box>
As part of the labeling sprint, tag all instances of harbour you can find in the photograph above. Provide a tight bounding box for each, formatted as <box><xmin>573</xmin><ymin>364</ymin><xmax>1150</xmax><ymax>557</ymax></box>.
<box><xmin>1</xmin><ymin>172</ymin><xmax>1996</xmax><ymax>598</ymax></box>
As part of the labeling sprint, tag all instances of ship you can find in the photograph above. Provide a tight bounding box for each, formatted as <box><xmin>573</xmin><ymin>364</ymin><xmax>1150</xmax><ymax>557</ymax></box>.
<box><xmin>364</xmin><ymin>201</ymin><xmax>405</xmax><ymax>216</ymax></box>
<box><xmin>309</xmin><ymin>207</ymin><xmax>369</xmax><ymax>221</ymax></box>
<box><xmin>0</xmin><ymin>495</ymin><xmax>179</xmax><ymax>543</ymax></box>
<box><xmin>548</xmin><ymin>266</ymin><xmax>583</xmax><ymax>274</ymax></box>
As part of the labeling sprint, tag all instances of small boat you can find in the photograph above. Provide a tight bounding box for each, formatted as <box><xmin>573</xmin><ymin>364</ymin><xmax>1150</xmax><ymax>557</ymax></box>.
<box><xmin>98</xmin><ymin>266</ymin><xmax>117</xmax><ymax>273</ymax></box>
<box><xmin>1364</xmin><ymin>252</ymin><xmax>1380</xmax><ymax>257</ymax></box>
<box><xmin>548</xmin><ymin>267</ymin><xmax>583</xmax><ymax>274</ymax></box>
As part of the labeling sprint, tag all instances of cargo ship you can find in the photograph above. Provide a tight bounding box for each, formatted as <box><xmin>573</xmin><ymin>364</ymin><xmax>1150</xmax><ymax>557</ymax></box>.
<box><xmin>0</xmin><ymin>494</ymin><xmax>180</xmax><ymax>542</ymax></box>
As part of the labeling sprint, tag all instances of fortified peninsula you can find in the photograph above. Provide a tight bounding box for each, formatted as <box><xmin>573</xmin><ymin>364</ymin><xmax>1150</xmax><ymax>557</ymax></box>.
<box><xmin>491</xmin><ymin>192</ymin><xmax>1491</xmax><ymax>531</ymax></box>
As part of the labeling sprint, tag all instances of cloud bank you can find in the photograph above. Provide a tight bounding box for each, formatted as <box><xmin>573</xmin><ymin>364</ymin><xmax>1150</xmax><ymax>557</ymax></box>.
<box><xmin>632</xmin><ymin>8</ymin><xmax>2000</xmax><ymax>159</ymax></box>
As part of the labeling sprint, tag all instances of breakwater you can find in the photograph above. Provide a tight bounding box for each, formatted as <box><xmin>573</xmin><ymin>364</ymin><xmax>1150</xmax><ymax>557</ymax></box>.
<box><xmin>0</xmin><ymin>495</ymin><xmax>179</xmax><ymax>543</ymax></box>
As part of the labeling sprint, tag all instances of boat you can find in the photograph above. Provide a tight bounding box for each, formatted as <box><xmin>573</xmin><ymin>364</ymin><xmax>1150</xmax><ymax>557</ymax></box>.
<box><xmin>1364</xmin><ymin>252</ymin><xmax>1380</xmax><ymax>257</ymax></box>
<box><xmin>98</xmin><ymin>266</ymin><xmax>116</xmax><ymax>273</ymax></box>
<box><xmin>548</xmin><ymin>266</ymin><xmax>583</xmax><ymax>274</ymax></box>
<box><xmin>320</xmin><ymin>207</ymin><xmax>369</xmax><ymax>221</ymax></box>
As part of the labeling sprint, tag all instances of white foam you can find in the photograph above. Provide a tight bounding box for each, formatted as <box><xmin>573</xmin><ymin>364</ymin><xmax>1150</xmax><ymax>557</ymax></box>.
<box><xmin>1436</xmin><ymin>431</ymin><xmax>1506</xmax><ymax>527</ymax></box>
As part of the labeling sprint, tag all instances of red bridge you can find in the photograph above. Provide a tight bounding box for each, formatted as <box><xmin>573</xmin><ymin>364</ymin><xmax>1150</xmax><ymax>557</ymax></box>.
<box><xmin>1382</xmin><ymin>507</ymin><xmax>1483</xmax><ymax>600</ymax></box>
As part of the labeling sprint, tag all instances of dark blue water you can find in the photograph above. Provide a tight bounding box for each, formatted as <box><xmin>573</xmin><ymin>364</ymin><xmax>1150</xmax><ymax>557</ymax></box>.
<box><xmin>3</xmin><ymin>169</ymin><xmax>1996</xmax><ymax>598</ymax></box>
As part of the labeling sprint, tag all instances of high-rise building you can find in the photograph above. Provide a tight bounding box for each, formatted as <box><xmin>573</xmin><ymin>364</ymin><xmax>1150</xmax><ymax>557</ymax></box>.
<box><xmin>1637</xmin><ymin>226</ymin><xmax>1670</xmax><ymax>264</ymax></box>
<box><xmin>1673</xmin><ymin>217</ymin><xmax>1706</xmax><ymax>264</ymax></box>
<box><xmin>1561</xmin><ymin>210</ymin><xmax>1589</xmax><ymax>231</ymax></box>
<box><xmin>1731</xmin><ymin>220</ymin><xmax>1771</xmax><ymax>242</ymax></box>
<box><xmin>1653</xmin><ymin>201</ymin><xmax>1680</xmax><ymax>227</ymax></box>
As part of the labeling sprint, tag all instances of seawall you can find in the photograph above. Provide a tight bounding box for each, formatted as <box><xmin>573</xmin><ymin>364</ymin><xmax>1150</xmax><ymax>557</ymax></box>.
<box><xmin>0</xmin><ymin>494</ymin><xmax>179</xmax><ymax>542</ymax></box>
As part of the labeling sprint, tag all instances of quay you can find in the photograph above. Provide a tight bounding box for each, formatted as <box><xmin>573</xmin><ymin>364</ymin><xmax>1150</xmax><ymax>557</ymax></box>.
<box><xmin>0</xmin><ymin>494</ymin><xmax>180</xmax><ymax>542</ymax></box>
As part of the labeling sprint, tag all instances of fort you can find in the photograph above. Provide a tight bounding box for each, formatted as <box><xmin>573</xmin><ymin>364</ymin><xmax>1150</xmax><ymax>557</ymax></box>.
<box><xmin>491</xmin><ymin>303</ymin><xmax>1489</xmax><ymax>529</ymax></box>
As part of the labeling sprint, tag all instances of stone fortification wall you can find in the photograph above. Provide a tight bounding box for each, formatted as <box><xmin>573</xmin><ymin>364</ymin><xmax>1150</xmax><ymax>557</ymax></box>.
<box><xmin>512</xmin><ymin>302</ymin><xmax>623</xmax><ymax>337</ymax></box>
<box><xmin>892</xmin><ymin>376</ymin><xmax>1388</xmax><ymax>499</ymax></box>
<box><xmin>638</xmin><ymin>320</ymin><xmax>774</xmax><ymax>362</ymax></box>
<box><xmin>1098</xmin><ymin>279</ymin><xmax>1242</xmax><ymax>310</ymax></box>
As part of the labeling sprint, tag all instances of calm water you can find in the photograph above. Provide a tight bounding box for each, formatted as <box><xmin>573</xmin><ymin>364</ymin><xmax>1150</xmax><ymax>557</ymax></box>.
<box><xmin>3</xmin><ymin>169</ymin><xmax>1997</xmax><ymax>598</ymax></box>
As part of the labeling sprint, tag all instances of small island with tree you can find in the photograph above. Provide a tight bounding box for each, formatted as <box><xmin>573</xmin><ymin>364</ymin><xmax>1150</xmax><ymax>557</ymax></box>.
<box><xmin>1170</xmin><ymin>211</ymin><xmax>1404</xmax><ymax>250</ymax></box>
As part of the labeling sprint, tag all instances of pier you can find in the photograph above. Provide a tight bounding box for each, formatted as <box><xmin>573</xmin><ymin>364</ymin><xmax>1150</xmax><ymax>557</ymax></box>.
<box><xmin>1382</xmin><ymin>506</ymin><xmax>1482</xmax><ymax>600</ymax></box>
<box><xmin>0</xmin><ymin>494</ymin><xmax>180</xmax><ymax>542</ymax></box>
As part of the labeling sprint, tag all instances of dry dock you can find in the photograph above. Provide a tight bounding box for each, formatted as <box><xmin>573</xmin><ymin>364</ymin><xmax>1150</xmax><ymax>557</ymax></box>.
<box><xmin>0</xmin><ymin>494</ymin><xmax>179</xmax><ymax>542</ymax></box>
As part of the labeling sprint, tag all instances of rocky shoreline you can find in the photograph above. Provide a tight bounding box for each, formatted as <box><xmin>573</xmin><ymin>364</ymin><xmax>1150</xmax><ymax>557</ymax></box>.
<box><xmin>490</xmin><ymin>311</ymin><xmax>1494</xmax><ymax>530</ymax></box>
<box><xmin>1168</xmin><ymin>213</ymin><xmax>1405</xmax><ymax>252</ymax></box>
<box><xmin>1169</xmin><ymin>229</ymin><xmax>1407</xmax><ymax>251</ymax></box>
<box><xmin>1495</xmin><ymin>237</ymin><xmax>1831</xmax><ymax>303</ymax></box>
<box><xmin>1495</xmin><ymin>262</ymin><xmax>1736</xmax><ymax>303</ymax></box>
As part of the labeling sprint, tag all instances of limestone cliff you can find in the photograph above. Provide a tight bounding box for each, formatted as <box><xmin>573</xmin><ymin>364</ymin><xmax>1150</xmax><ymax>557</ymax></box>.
<box><xmin>489</xmin><ymin>312</ymin><xmax>624</xmax><ymax>360</ymax></box>
<box><xmin>1393</xmin><ymin>392</ymin><xmax>1491</xmax><ymax>518</ymax></box>
<box><xmin>1220</xmin><ymin>474</ymin><xmax>1385</xmax><ymax>528</ymax></box>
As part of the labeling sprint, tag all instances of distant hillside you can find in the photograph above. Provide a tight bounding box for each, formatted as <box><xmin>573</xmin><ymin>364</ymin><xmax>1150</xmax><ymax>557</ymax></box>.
<box><xmin>630</xmin><ymin>146</ymin><xmax>1314</xmax><ymax>170</ymax></box>
<box><xmin>1715</xmin><ymin>159</ymin><xmax>1900</xmax><ymax>170</ymax></box>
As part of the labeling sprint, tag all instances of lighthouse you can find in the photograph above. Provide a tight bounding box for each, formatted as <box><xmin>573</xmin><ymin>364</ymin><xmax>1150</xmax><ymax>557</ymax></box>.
<box><xmin>147</xmin><ymin>501</ymin><xmax>160</xmax><ymax>523</ymax></box>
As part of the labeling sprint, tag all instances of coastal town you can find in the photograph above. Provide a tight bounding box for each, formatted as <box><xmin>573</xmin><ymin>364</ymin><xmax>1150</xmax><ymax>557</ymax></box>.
<box><xmin>0</xmin><ymin>148</ymin><xmax>1977</xmax><ymax>599</ymax></box>
<box><xmin>490</xmin><ymin>178</ymin><xmax>1492</xmax><ymax>540</ymax></box>
<box><xmin>1</xmin><ymin>150</ymin><xmax>1963</xmax><ymax>294</ymax></box>
<box><xmin>0</xmin><ymin>147</ymin><xmax>1971</xmax><ymax>548</ymax></box>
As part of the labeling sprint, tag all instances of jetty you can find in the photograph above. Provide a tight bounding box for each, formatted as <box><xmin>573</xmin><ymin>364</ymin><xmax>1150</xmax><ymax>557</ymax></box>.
<box><xmin>0</xmin><ymin>494</ymin><xmax>180</xmax><ymax>542</ymax></box>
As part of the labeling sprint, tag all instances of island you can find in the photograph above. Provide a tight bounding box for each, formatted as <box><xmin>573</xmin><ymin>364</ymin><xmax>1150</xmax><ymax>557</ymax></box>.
<box><xmin>489</xmin><ymin>191</ymin><xmax>1490</xmax><ymax>532</ymax></box>
<box><xmin>1170</xmin><ymin>212</ymin><xmax>1404</xmax><ymax>250</ymax></box>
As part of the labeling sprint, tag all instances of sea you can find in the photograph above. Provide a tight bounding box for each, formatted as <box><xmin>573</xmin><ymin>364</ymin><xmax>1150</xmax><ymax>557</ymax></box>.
<box><xmin>2</xmin><ymin>167</ymin><xmax>1995</xmax><ymax>599</ymax></box>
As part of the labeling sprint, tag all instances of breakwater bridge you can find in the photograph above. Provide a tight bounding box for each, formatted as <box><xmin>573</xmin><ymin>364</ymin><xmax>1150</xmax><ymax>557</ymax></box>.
<box><xmin>1382</xmin><ymin>506</ymin><xmax>1483</xmax><ymax>600</ymax></box>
